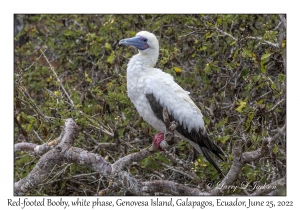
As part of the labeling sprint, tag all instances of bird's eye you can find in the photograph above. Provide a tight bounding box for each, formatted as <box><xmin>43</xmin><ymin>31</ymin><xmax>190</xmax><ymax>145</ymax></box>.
<box><xmin>142</xmin><ymin>38</ymin><xmax>148</xmax><ymax>42</ymax></box>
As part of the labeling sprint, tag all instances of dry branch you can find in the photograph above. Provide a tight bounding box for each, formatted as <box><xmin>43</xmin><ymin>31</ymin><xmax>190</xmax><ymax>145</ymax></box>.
<box><xmin>14</xmin><ymin>118</ymin><xmax>77</xmax><ymax>195</ymax></box>
<box><xmin>41</xmin><ymin>50</ymin><xmax>75</xmax><ymax>109</ymax></box>
<box><xmin>210</xmin><ymin>125</ymin><xmax>286</xmax><ymax>196</ymax></box>
<box><xmin>251</xmin><ymin>176</ymin><xmax>286</xmax><ymax>196</ymax></box>
<box><xmin>14</xmin><ymin>117</ymin><xmax>286</xmax><ymax>196</ymax></box>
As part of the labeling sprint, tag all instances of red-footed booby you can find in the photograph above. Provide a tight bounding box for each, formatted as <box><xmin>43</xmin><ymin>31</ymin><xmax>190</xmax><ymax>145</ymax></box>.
<box><xmin>119</xmin><ymin>31</ymin><xmax>225</xmax><ymax>177</ymax></box>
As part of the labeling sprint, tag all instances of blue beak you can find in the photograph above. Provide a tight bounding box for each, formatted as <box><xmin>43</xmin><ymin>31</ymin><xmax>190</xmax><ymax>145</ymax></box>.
<box><xmin>119</xmin><ymin>36</ymin><xmax>149</xmax><ymax>50</ymax></box>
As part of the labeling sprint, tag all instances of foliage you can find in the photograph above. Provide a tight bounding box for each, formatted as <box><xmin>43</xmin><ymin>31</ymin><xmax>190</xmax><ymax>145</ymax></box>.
<box><xmin>14</xmin><ymin>14</ymin><xmax>286</xmax><ymax>195</ymax></box>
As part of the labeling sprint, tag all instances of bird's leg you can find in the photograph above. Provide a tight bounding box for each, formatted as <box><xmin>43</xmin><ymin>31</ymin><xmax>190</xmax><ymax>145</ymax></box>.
<box><xmin>153</xmin><ymin>132</ymin><xmax>165</xmax><ymax>151</ymax></box>
<box><xmin>153</xmin><ymin>108</ymin><xmax>180</xmax><ymax>151</ymax></box>
<box><xmin>163</xmin><ymin>108</ymin><xmax>179</xmax><ymax>143</ymax></box>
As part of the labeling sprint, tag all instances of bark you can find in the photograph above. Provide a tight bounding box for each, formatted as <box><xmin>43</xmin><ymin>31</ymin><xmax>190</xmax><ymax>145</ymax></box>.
<box><xmin>14</xmin><ymin>118</ymin><xmax>77</xmax><ymax>195</ymax></box>
<box><xmin>14</xmin><ymin>118</ymin><xmax>286</xmax><ymax>196</ymax></box>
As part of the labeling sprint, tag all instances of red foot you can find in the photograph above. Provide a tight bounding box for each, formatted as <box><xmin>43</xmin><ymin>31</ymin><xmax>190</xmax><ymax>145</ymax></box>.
<box><xmin>153</xmin><ymin>132</ymin><xmax>165</xmax><ymax>151</ymax></box>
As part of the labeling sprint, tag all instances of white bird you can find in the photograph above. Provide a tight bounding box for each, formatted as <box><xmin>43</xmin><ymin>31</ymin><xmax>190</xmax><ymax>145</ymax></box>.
<box><xmin>119</xmin><ymin>31</ymin><xmax>225</xmax><ymax>177</ymax></box>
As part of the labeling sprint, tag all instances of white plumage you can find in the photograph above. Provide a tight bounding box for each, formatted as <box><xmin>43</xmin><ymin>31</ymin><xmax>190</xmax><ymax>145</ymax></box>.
<box><xmin>119</xmin><ymin>31</ymin><xmax>225</xmax><ymax>176</ymax></box>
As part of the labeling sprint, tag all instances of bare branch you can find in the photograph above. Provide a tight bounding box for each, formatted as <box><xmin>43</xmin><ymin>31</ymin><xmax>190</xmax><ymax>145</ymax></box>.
<box><xmin>242</xmin><ymin>125</ymin><xmax>286</xmax><ymax>163</ymax></box>
<box><xmin>140</xmin><ymin>180</ymin><xmax>210</xmax><ymax>196</ymax></box>
<box><xmin>213</xmin><ymin>26</ymin><xmax>279</xmax><ymax>48</ymax></box>
<box><xmin>247</xmin><ymin>36</ymin><xmax>279</xmax><ymax>48</ymax></box>
<box><xmin>14</xmin><ymin>118</ymin><xmax>286</xmax><ymax>196</ymax></box>
<box><xmin>15</xmin><ymin>85</ymin><xmax>55</xmax><ymax>122</ymax></box>
<box><xmin>211</xmin><ymin>125</ymin><xmax>286</xmax><ymax>196</ymax></box>
<box><xmin>14</xmin><ymin>142</ymin><xmax>38</xmax><ymax>153</ymax></box>
<box><xmin>41</xmin><ymin>50</ymin><xmax>75</xmax><ymax>109</ymax></box>
<box><xmin>14</xmin><ymin>118</ymin><xmax>77</xmax><ymax>195</ymax></box>
<box><xmin>214</xmin><ymin>27</ymin><xmax>238</xmax><ymax>41</ymax></box>
<box><xmin>211</xmin><ymin>140</ymin><xmax>244</xmax><ymax>195</ymax></box>
<box><xmin>251</xmin><ymin>176</ymin><xmax>286</xmax><ymax>196</ymax></box>
<box><xmin>23</xmin><ymin>48</ymin><xmax>48</xmax><ymax>72</ymax></box>
<box><xmin>279</xmin><ymin>15</ymin><xmax>286</xmax><ymax>29</ymax></box>
<box><xmin>15</xmin><ymin>136</ymin><xmax>61</xmax><ymax>156</ymax></box>
<box><xmin>111</xmin><ymin>147</ymin><xmax>154</xmax><ymax>173</ymax></box>
<box><xmin>268</xmin><ymin>98</ymin><xmax>285</xmax><ymax>112</ymax></box>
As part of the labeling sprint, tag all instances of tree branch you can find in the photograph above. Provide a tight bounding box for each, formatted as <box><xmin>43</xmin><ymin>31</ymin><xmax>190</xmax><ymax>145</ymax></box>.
<box><xmin>140</xmin><ymin>180</ymin><xmax>209</xmax><ymax>196</ymax></box>
<box><xmin>247</xmin><ymin>36</ymin><xmax>279</xmax><ymax>48</ymax></box>
<box><xmin>14</xmin><ymin>118</ymin><xmax>77</xmax><ymax>195</ymax></box>
<box><xmin>14</xmin><ymin>118</ymin><xmax>286</xmax><ymax>196</ymax></box>
<box><xmin>251</xmin><ymin>176</ymin><xmax>286</xmax><ymax>196</ymax></box>
<box><xmin>41</xmin><ymin>50</ymin><xmax>75</xmax><ymax>109</ymax></box>
<box><xmin>211</xmin><ymin>140</ymin><xmax>244</xmax><ymax>195</ymax></box>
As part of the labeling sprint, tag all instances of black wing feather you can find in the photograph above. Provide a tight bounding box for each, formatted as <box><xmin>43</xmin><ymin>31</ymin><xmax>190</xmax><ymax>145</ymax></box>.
<box><xmin>146</xmin><ymin>93</ymin><xmax>225</xmax><ymax>177</ymax></box>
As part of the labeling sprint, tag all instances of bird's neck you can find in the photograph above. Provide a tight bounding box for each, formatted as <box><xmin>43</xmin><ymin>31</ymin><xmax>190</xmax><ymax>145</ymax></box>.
<box><xmin>129</xmin><ymin>52</ymin><xmax>158</xmax><ymax>69</ymax></box>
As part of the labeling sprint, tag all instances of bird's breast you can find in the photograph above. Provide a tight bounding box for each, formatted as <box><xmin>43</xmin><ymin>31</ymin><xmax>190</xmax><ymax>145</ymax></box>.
<box><xmin>126</xmin><ymin>69</ymin><xmax>166</xmax><ymax>132</ymax></box>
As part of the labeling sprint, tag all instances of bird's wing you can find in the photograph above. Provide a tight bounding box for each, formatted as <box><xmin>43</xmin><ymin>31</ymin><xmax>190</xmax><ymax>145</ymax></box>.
<box><xmin>144</xmin><ymin>73</ymin><xmax>225</xmax><ymax>176</ymax></box>
<box><xmin>144</xmin><ymin>70</ymin><xmax>205</xmax><ymax>133</ymax></box>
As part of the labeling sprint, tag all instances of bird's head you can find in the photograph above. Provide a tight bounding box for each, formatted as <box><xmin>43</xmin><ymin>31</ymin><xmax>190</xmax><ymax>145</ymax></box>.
<box><xmin>119</xmin><ymin>31</ymin><xmax>159</xmax><ymax>56</ymax></box>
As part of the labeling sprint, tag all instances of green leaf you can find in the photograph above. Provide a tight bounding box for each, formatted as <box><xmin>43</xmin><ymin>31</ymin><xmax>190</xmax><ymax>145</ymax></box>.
<box><xmin>141</xmin><ymin>157</ymin><xmax>150</xmax><ymax>168</ymax></box>
<box><xmin>199</xmin><ymin>46</ymin><xmax>207</xmax><ymax>51</ymax></box>
<box><xmin>260</xmin><ymin>52</ymin><xmax>271</xmax><ymax>73</ymax></box>
<box><xmin>105</xmin><ymin>42</ymin><xmax>111</xmax><ymax>51</ymax></box>
<box><xmin>245</xmin><ymin>112</ymin><xmax>255</xmax><ymax>132</ymax></box>
<box><xmin>216</xmin><ymin>117</ymin><xmax>228</xmax><ymax>128</ymax></box>
<box><xmin>203</xmin><ymin>116</ymin><xmax>210</xmax><ymax>125</ymax></box>
<box><xmin>118</xmin><ymin>128</ymin><xmax>125</xmax><ymax>137</ymax></box>
<box><xmin>154</xmin><ymin>153</ymin><xmax>171</xmax><ymax>165</ymax></box>
<box><xmin>148</xmin><ymin>160</ymin><xmax>158</xmax><ymax>170</ymax></box>
<box><xmin>253</xmin><ymin>75</ymin><xmax>261</xmax><ymax>83</ymax></box>
<box><xmin>204</xmin><ymin>64</ymin><xmax>212</xmax><ymax>74</ymax></box>
<box><xmin>235</xmin><ymin>100</ymin><xmax>247</xmax><ymax>113</ymax></box>
<box><xmin>278</xmin><ymin>74</ymin><xmax>286</xmax><ymax>82</ymax></box>
<box><xmin>85</xmin><ymin>71</ymin><xmax>93</xmax><ymax>83</ymax></box>
<box><xmin>232</xmin><ymin>49</ymin><xmax>239</xmax><ymax>59</ymax></box>
<box><xmin>107</xmin><ymin>52</ymin><xmax>115</xmax><ymax>64</ymax></box>
<box><xmin>256</xmin><ymin>99</ymin><xmax>264</xmax><ymax>104</ymax></box>
<box><xmin>260</xmin><ymin>64</ymin><xmax>266</xmax><ymax>73</ymax></box>
<box><xmin>178</xmin><ymin>141</ymin><xmax>188</xmax><ymax>151</ymax></box>
<box><xmin>243</xmin><ymin>165</ymin><xmax>251</xmax><ymax>174</ymax></box>
<box><xmin>173</xmin><ymin>66</ymin><xmax>182</xmax><ymax>73</ymax></box>
<box><xmin>218</xmin><ymin>135</ymin><xmax>230</xmax><ymax>143</ymax></box>
<box><xmin>261</xmin><ymin>53</ymin><xmax>271</xmax><ymax>60</ymax></box>
<box><xmin>242</xmin><ymin>49</ymin><xmax>253</xmax><ymax>58</ymax></box>
<box><xmin>273</xmin><ymin>145</ymin><xmax>279</xmax><ymax>154</ymax></box>
<box><xmin>230</xmin><ymin>41</ymin><xmax>236</xmax><ymax>46</ymax></box>
<box><xmin>211</xmin><ymin>51</ymin><xmax>219</xmax><ymax>57</ymax></box>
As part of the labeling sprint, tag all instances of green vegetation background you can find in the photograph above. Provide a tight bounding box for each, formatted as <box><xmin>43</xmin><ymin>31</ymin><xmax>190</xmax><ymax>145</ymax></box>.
<box><xmin>14</xmin><ymin>14</ymin><xmax>286</xmax><ymax>195</ymax></box>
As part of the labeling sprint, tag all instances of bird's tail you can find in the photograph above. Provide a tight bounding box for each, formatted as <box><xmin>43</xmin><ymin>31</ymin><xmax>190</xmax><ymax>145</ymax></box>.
<box><xmin>197</xmin><ymin>134</ymin><xmax>226</xmax><ymax>177</ymax></box>
<box><xmin>201</xmin><ymin>146</ymin><xmax>225</xmax><ymax>177</ymax></box>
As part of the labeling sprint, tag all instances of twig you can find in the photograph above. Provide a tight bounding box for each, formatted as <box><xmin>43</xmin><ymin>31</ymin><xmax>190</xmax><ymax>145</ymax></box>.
<box><xmin>268</xmin><ymin>98</ymin><xmax>285</xmax><ymax>112</ymax></box>
<box><xmin>14</xmin><ymin>117</ymin><xmax>286</xmax><ymax>196</ymax></box>
<box><xmin>256</xmin><ymin>90</ymin><xmax>273</xmax><ymax>101</ymax></box>
<box><xmin>273</xmin><ymin>21</ymin><xmax>282</xmax><ymax>31</ymax></box>
<box><xmin>14</xmin><ymin>142</ymin><xmax>38</xmax><ymax>153</ymax></box>
<box><xmin>41</xmin><ymin>50</ymin><xmax>75</xmax><ymax>109</ymax></box>
<box><xmin>279</xmin><ymin>15</ymin><xmax>286</xmax><ymax>29</ymax></box>
<box><xmin>247</xmin><ymin>36</ymin><xmax>279</xmax><ymax>48</ymax></box>
<box><xmin>87</xmin><ymin>122</ymin><xmax>114</xmax><ymax>137</ymax></box>
<box><xmin>14</xmin><ymin>118</ymin><xmax>77</xmax><ymax>195</ymax></box>
<box><xmin>16</xmin><ymin>85</ymin><xmax>55</xmax><ymax>122</ymax></box>
<box><xmin>214</xmin><ymin>27</ymin><xmax>238</xmax><ymax>41</ymax></box>
<box><xmin>24</xmin><ymin>48</ymin><xmax>47</xmax><ymax>72</ymax></box>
